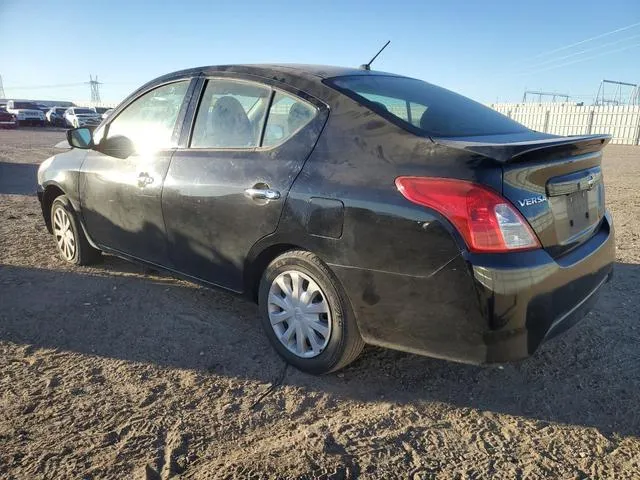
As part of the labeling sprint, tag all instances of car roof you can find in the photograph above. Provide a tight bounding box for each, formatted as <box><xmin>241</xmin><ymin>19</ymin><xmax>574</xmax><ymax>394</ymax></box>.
<box><xmin>117</xmin><ymin>64</ymin><xmax>411</xmax><ymax>112</ymax></box>
<box><xmin>234</xmin><ymin>64</ymin><xmax>404</xmax><ymax>79</ymax></box>
<box><xmin>154</xmin><ymin>63</ymin><xmax>406</xmax><ymax>85</ymax></box>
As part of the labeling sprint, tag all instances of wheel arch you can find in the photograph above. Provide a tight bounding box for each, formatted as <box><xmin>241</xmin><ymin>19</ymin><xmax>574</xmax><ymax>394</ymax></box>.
<box><xmin>244</xmin><ymin>242</ymin><xmax>305</xmax><ymax>302</ymax></box>
<box><xmin>41</xmin><ymin>184</ymin><xmax>66</xmax><ymax>233</ymax></box>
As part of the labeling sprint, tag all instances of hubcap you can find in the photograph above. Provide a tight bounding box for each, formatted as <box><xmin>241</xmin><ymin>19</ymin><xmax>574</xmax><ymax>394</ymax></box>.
<box><xmin>52</xmin><ymin>207</ymin><xmax>76</xmax><ymax>261</ymax></box>
<box><xmin>268</xmin><ymin>270</ymin><xmax>332</xmax><ymax>358</ymax></box>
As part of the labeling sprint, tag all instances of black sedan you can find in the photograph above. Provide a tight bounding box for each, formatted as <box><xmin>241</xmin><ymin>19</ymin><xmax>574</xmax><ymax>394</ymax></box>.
<box><xmin>36</xmin><ymin>64</ymin><xmax>615</xmax><ymax>374</ymax></box>
<box><xmin>46</xmin><ymin>107</ymin><xmax>69</xmax><ymax>127</ymax></box>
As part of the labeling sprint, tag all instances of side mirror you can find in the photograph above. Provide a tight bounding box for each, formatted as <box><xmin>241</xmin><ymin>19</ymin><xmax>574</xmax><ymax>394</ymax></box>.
<box><xmin>67</xmin><ymin>127</ymin><xmax>94</xmax><ymax>149</ymax></box>
<box><xmin>97</xmin><ymin>134</ymin><xmax>135</xmax><ymax>159</ymax></box>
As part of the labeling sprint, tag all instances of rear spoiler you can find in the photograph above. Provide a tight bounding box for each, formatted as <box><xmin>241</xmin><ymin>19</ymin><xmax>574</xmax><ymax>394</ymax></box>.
<box><xmin>433</xmin><ymin>133</ymin><xmax>611</xmax><ymax>163</ymax></box>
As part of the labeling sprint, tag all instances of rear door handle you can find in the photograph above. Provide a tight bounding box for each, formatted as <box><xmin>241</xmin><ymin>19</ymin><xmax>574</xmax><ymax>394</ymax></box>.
<box><xmin>244</xmin><ymin>187</ymin><xmax>281</xmax><ymax>201</ymax></box>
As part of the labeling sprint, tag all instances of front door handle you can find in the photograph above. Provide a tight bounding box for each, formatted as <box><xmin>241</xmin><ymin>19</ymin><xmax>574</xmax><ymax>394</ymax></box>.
<box><xmin>137</xmin><ymin>172</ymin><xmax>154</xmax><ymax>188</ymax></box>
<box><xmin>244</xmin><ymin>187</ymin><xmax>281</xmax><ymax>201</ymax></box>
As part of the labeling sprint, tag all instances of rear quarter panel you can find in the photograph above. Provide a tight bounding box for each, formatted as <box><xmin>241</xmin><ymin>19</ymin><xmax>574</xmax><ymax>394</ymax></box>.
<box><xmin>265</xmin><ymin>92</ymin><xmax>496</xmax><ymax>361</ymax></box>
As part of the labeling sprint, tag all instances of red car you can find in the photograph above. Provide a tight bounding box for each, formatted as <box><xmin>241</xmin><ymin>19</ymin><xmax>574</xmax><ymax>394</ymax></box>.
<box><xmin>0</xmin><ymin>107</ymin><xmax>17</xmax><ymax>128</ymax></box>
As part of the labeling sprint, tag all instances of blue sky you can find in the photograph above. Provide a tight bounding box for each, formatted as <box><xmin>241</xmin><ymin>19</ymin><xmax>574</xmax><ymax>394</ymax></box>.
<box><xmin>1</xmin><ymin>0</ymin><xmax>639</xmax><ymax>104</ymax></box>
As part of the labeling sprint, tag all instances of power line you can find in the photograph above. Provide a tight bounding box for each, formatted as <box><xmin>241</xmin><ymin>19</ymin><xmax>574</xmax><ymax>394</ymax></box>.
<box><xmin>528</xmin><ymin>20</ymin><xmax>640</xmax><ymax>60</ymax></box>
<box><xmin>3</xmin><ymin>82</ymin><xmax>86</xmax><ymax>90</ymax></box>
<box><xmin>516</xmin><ymin>41</ymin><xmax>640</xmax><ymax>76</ymax></box>
<box><xmin>522</xmin><ymin>33</ymin><xmax>640</xmax><ymax>71</ymax></box>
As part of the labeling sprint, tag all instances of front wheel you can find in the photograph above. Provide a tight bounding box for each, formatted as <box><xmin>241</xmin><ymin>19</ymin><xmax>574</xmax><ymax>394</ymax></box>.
<box><xmin>51</xmin><ymin>195</ymin><xmax>101</xmax><ymax>265</ymax></box>
<box><xmin>258</xmin><ymin>250</ymin><xmax>364</xmax><ymax>374</ymax></box>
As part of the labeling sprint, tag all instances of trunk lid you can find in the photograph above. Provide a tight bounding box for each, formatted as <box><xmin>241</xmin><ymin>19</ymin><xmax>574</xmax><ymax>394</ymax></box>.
<box><xmin>434</xmin><ymin>132</ymin><xmax>611</xmax><ymax>257</ymax></box>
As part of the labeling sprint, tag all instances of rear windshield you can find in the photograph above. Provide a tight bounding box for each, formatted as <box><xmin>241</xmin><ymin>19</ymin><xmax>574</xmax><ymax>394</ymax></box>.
<box><xmin>74</xmin><ymin>108</ymin><xmax>95</xmax><ymax>114</ymax></box>
<box><xmin>326</xmin><ymin>75</ymin><xmax>528</xmax><ymax>137</ymax></box>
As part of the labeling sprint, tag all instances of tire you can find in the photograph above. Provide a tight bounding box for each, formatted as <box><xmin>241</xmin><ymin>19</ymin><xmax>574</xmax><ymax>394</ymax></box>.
<box><xmin>50</xmin><ymin>195</ymin><xmax>101</xmax><ymax>265</ymax></box>
<box><xmin>258</xmin><ymin>250</ymin><xmax>364</xmax><ymax>374</ymax></box>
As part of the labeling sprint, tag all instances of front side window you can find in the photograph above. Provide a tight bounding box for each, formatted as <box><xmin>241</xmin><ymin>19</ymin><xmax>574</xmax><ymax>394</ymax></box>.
<box><xmin>191</xmin><ymin>79</ymin><xmax>271</xmax><ymax>148</ymax></box>
<box><xmin>262</xmin><ymin>91</ymin><xmax>318</xmax><ymax>147</ymax></box>
<box><xmin>327</xmin><ymin>75</ymin><xmax>528</xmax><ymax>137</ymax></box>
<box><xmin>106</xmin><ymin>80</ymin><xmax>190</xmax><ymax>151</ymax></box>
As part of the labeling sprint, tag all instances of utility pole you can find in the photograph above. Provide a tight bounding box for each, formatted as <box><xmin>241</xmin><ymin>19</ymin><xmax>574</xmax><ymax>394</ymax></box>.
<box><xmin>87</xmin><ymin>75</ymin><xmax>102</xmax><ymax>105</ymax></box>
<box><xmin>522</xmin><ymin>90</ymin><xmax>570</xmax><ymax>103</ymax></box>
<box><xmin>594</xmin><ymin>79</ymin><xmax>638</xmax><ymax>106</ymax></box>
<box><xmin>0</xmin><ymin>75</ymin><xmax>5</xmax><ymax>99</ymax></box>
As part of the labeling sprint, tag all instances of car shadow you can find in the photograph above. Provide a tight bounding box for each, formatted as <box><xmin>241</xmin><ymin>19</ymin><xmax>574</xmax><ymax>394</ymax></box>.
<box><xmin>0</xmin><ymin>162</ymin><xmax>39</xmax><ymax>195</ymax></box>
<box><xmin>0</xmin><ymin>259</ymin><xmax>638</xmax><ymax>437</ymax></box>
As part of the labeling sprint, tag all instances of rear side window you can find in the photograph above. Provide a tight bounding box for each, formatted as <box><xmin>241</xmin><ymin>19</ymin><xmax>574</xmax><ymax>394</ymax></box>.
<box><xmin>191</xmin><ymin>79</ymin><xmax>271</xmax><ymax>148</ymax></box>
<box><xmin>327</xmin><ymin>75</ymin><xmax>528</xmax><ymax>137</ymax></box>
<box><xmin>262</xmin><ymin>92</ymin><xmax>317</xmax><ymax>147</ymax></box>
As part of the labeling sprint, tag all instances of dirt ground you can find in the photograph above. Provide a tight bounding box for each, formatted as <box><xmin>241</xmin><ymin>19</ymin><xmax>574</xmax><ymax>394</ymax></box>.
<box><xmin>0</xmin><ymin>128</ymin><xmax>638</xmax><ymax>479</ymax></box>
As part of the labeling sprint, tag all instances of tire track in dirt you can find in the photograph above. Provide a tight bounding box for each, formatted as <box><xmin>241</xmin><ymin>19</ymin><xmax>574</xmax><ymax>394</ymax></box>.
<box><xmin>1</xmin><ymin>130</ymin><xmax>639</xmax><ymax>479</ymax></box>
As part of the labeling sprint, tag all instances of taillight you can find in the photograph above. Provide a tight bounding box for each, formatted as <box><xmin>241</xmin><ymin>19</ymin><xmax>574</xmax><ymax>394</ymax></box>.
<box><xmin>395</xmin><ymin>177</ymin><xmax>541</xmax><ymax>253</ymax></box>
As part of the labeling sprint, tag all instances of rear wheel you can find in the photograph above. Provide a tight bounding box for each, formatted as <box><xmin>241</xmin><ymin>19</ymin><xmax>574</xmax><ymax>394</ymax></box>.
<box><xmin>258</xmin><ymin>250</ymin><xmax>364</xmax><ymax>374</ymax></box>
<box><xmin>51</xmin><ymin>195</ymin><xmax>101</xmax><ymax>265</ymax></box>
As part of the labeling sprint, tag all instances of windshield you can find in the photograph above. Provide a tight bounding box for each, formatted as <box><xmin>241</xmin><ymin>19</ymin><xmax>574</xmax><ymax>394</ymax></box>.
<box><xmin>74</xmin><ymin>108</ymin><xmax>95</xmax><ymax>114</ymax></box>
<box><xmin>94</xmin><ymin>107</ymin><xmax>109</xmax><ymax>113</ymax></box>
<box><xmin>13</xmin><ymin>102</ymin><xmax>40</xmax><ymax>110</ymax></box>
<box><xmin>326</xmin><ymin>75</ymin><xmax>528</xmax><ymax>137</ymax></box>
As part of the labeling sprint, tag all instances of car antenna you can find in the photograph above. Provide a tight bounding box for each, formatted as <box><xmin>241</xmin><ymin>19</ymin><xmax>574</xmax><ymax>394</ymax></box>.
<box><xmin>360</xmin><ymin>40</ymin><xmax>391</xmax><ymax>71</ymax></box>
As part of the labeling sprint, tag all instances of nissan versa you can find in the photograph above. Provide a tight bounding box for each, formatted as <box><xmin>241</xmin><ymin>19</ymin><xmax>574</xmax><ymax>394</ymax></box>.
<box><xmin>37</xmin><ymin>65</ymin><xmax>615</xmax><ymax>374</ymax></box>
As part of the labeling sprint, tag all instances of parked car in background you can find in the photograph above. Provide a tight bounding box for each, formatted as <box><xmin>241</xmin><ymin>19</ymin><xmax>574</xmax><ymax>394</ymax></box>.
<box><xmin>0</xmin><ymin>106</ymin><xmax>18</xmax><ymax>128</ymax></box>
<box><xmin>93</xmin><ymin>106</ymin><xmax>110</xmax><ymax>115</ymax></box>
<box><xmin>63</xmin><ymin>107</ymin><xmax>102</xmax><ymax>128</ymax></box>
<box><xmin>46</xmin><ymin>107</ymin><xmax>68</xmax><ymax>127</ymax></box>
<box><xmin>100</xmin><ymin>108</ymin><xmax>114</xmax><ymax>120</ymax></box>
<box><xmin>6</xmin><ymin>100</ymin><xmax>46</xmax><ymax>126</ymax></box>
<box><xmin>36</xmin><ymin>64</ymin><xmax>615</xmax><ymax>374</ymax></box>
<box><xmin>36</xmin><ymin>104</ymin><xmax>51</xmax><ymax>115</ymax></box>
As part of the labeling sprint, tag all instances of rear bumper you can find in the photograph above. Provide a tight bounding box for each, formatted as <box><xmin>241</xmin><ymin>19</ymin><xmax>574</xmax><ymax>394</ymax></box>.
<box><xmin>334</xmin><ymin>212</ymin><xmax>615</xmax><ymax>364</ymax></box>
<box><xmin>471</xmin><ymin>211</ymin><xmax>614</xmax><ymax>363</ymax></box>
